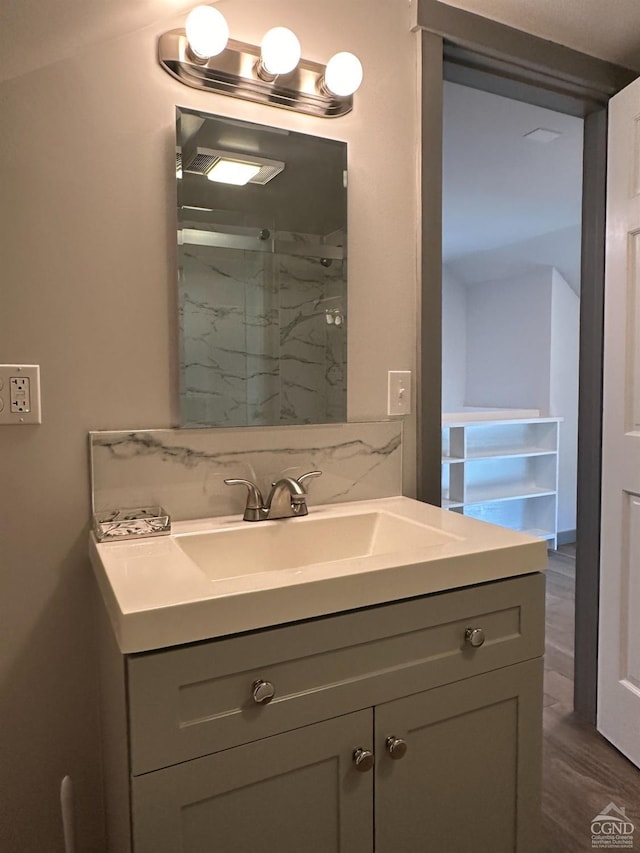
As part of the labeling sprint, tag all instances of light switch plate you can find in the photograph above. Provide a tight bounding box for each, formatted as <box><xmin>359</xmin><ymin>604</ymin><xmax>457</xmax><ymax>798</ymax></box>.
<box><xmin>0</xmin><ymin>365</ymin><xmax>41</xmax><ymax>424</ymax></box>
<box><xmin>387</xmin><ymin>370</ymin><xmax>412</xmax><ymax>416</ymax></box>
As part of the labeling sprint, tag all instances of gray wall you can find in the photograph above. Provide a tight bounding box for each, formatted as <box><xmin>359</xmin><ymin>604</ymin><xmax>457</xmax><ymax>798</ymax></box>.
<box><xmin>0</xmin><ymin>2</ymin><xmax>417</xmax><ymax>850</ymax></box>
<box><xmin>465</xmin><ymin>269</ymin><xmax>553</xmax><ymax>411</ymax></box>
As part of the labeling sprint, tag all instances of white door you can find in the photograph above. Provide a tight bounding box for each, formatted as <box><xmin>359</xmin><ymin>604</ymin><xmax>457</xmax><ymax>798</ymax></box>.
<box><xmin>599</xmin><ymin>75</ymin><xmax>640</xmax><ymax>768</ymax></box>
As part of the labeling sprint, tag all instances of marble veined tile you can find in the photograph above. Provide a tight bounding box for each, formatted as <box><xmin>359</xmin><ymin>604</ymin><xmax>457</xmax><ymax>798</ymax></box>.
<box><xmin>90</xmin><ymin>421</ymin><xmax>402</xmax><ymax>522</ymax></box>
<box><xmin>179</xmin><ymin>241</ymin><xmax>347</xmax><ymax>427</ymax></box>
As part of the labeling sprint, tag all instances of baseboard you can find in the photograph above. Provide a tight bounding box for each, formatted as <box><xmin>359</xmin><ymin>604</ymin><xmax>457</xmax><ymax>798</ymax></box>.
<box><xmin>557</xmin><ymin>529</ymin><xmax>577</xmax><ymax>546</ymax></box>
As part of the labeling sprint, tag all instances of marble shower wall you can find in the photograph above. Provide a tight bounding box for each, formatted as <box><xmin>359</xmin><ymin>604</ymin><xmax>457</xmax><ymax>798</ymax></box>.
<box><xmin>179</xmin><ymin>236</ymin><xmax>347</xmax><ymax>428</ymax></box>
<box><xmin>180</xmin><ymin>244</ymin><xmax>279</xmax><ymax>427</ymax></box>
<box><xmin>278</xmin><ymin>251</ymin><xmax>347</xmax><ymax>424</ymax></box>
<box><xmin>90</xmin><ymin>421</ymin><xmax>402</xmax><ymax>522</ymax></box>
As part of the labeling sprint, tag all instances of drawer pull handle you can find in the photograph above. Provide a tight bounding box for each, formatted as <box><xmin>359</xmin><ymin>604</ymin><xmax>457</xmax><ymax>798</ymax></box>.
<box><xmin>353</xmin><ymin>748</ymin><xmax>374</xmax><ymax>772</ymax></box>
<box><xmin>385</xmin><ymin>736</ymin><xmax>408</xmax><ymax>760</ymax></box>
<box><xmin>252</xmin><ymin>679</ymin><xmax>276</xmax><ymax>705</ymax></box>
<box><xmin>465</xmin><ymin>627</ymin><xmax>486</xmax><ymax>648</ymax></box>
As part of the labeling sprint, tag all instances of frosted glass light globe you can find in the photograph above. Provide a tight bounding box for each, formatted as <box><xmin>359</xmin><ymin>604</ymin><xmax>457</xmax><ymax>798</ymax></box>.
<box><xmin>324</xmin><ymin>52</ymin><xmax>363</xmax><ymax>97</ymax></box>
<box><xmin>260</xmin><ymin>27</ymin><xmax>301</xmax><ymax>75</ymax></box>
<box><xmin>185</xmin><ymin>6</ymin><xmax>229</xmax><ymax>60</ymax></box>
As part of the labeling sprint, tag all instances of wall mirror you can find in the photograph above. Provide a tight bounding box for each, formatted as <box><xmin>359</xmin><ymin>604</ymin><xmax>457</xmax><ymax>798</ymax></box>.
<box><xmin>176</xmin><ymin>107</ymin><xmax>348</xmax><ymax>427</ymax></box>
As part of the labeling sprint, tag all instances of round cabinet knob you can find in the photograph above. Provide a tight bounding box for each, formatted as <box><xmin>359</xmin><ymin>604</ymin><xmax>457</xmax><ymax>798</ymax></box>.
<box><xmin>352</xmin><ymin>747</ymin><xmax>374</xmax><ymax>772</ymax></box>
<box><xmin>252</xmin><ymin>679</ymin><xmax>276</xmax><ymax>705</ymax></box>
<box><xmin>385</xmin><ymin>736</ymin><xmax>408</xmax><ymax>760</ymax></box>
<box><xmin>465</xmin><ymin>627</ymin><xmax>486</xmax><ymax>648</ymax></box>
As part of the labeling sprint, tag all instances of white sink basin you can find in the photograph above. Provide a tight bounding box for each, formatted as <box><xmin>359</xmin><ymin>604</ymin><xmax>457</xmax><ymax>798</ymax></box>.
<box><xmin>176</xmin><ymin>511</ymin><xmax>459</xmax><ymax>580</ymax></box>
<box><xmin>89</xmin><ymin>496</ymin><xmax>547</xmax><ymax>653</ymax></box>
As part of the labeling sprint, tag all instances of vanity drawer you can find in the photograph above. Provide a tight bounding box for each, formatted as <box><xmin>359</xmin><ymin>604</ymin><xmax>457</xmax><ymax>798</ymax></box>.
<box><xmin>127</xmin><ymin>572</ymin><xmax>544</xmax><ymax>775</ymax></box>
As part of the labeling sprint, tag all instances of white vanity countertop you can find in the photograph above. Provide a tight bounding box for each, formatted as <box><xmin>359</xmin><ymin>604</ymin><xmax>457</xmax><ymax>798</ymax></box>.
<box><xmin>89</xmin><ymin>496</ymin><xmax>547</xmax><ymax>653</ymax></box>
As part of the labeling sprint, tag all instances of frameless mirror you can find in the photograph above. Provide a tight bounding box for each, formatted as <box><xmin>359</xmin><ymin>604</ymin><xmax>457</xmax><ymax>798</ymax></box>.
<box><xmin>176</xmin><ymin>107</ymin><xmax>348</xmax><ymax>427</ymax></box>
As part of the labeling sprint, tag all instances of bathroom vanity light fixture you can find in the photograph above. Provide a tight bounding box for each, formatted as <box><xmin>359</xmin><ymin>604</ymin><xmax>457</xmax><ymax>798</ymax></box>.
<box><xmin>185</xmin><ymin>5</ymin><xmax>229</xmax><ymax>61</ymax></box>
<box><xmin>159</xmin><ymin>5</ymin><xmax>363</xmax><ymax>117</ymax></box>
<box><xmin>257</xmin><ymin>27</ymin><xmax>301</xmax><ymax>80</ymax></box>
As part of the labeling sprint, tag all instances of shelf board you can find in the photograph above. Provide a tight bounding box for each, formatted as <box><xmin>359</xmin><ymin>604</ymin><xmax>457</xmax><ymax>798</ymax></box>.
<box><xmin>520</xmin><ymin>527</ymin><xmax>556</xmax><ymax>541</ymax></box>
<box><xmin>444</xmin><ymin>449</ymin><xmax>558</xmax><ymax>462</ymax></box>
<box><xmin>462</xmin><ymin>485</ymin><xmax>556</xmax><ymax>506</ymax></box>
<box><xmin>465</xmin><ymin>448</ymin><xmax>557</xmax><ymax>461</ymax></box>
<box><xmin>440</xmin><ymin>508</ymin><xmax>558</xmax><ymax>543</ymax></box>
<box><xmin>442</xmin><ymin>416</ymin><xmax>562</xmax><ymax>428</ymax></box>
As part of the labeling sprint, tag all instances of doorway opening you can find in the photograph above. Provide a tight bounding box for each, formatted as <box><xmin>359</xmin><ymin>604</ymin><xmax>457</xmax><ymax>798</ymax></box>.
<box><xmin>440</xmin><ymin>81</ymin><xmax>583</xmax><ymax>714</ymax></box>
<box><xmin>415</xmin><ymin>3</ymin><xmax>637</xmax><ymax>724</ymax></box>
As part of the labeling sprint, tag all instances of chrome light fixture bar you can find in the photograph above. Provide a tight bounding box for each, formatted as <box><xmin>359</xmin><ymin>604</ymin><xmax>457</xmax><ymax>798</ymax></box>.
<box><xmin>158</xmin><ymin>17</ymin><xmax>362</xmax><ymax>118</ymax></box>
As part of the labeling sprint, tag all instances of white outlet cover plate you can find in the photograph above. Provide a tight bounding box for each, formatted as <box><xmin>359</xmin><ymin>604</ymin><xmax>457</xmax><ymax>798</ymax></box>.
<box><xmin>0</xmin><ymin>365</ymin><xmax>41</xmax><ymax>424</ymax></box>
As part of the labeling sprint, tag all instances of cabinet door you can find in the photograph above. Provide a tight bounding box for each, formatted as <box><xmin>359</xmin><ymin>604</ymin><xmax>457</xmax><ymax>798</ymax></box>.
<box><xmin>375</xmin><ymin>658</ymin><xmax>542</xmax><ymax>853</ymax></box>
<box><xmin>132</xmin><ymin>709</ymin><xmax>373</xmax><ymax>853</ymax></box>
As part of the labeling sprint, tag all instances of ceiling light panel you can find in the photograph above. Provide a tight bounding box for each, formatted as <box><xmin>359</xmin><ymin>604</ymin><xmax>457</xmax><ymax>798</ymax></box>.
<box><xmin>207</xmin><ymin>160</ymin><xmax>262</xmax><ymax>186</ymax></box>
<box><xmin>184</xmin><ymin>147</ymin><xmax>285</xmax><ymax>185</ymax></box>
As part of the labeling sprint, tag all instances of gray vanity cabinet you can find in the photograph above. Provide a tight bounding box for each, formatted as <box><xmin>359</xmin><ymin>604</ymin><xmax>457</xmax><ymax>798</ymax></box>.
<box><xmin>99</xmin><ymin>573</ymin><xmax>545</xmax><ymax>853</ymax></box>
<box><xmin>131</xmin><ymin>710</ymin><xmax>374</xmax><ymax>853</ymax></box>
<box><xmin>374</xmin><ymin>659</ymin><xmax>542</xmax><ymax>853</ymax></box>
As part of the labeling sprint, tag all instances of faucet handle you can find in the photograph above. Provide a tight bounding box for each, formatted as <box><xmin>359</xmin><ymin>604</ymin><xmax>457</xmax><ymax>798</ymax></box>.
<box><xmin>296</xmin><ymin>470</ymin><xmax>322</xmax><ymax>491</ymax></box>
<box><xmin>224</xmin><ymin>478</ymin><xmax>265</xmax><ymax>522</ymax></box>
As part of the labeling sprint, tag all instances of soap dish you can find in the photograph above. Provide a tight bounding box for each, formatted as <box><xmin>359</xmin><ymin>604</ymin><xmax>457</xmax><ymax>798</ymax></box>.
<box><xmin>93</xmin><ymin>506</ymin><xmax>171</xmax><ymax>542</ymax></box>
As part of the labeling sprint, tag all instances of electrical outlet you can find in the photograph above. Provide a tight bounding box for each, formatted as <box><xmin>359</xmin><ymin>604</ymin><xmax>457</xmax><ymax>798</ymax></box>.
<box><xmin>11</xmin><ymin>377</ymin><xmax>30</xmax><ymax>412</ymax></box>
<box><xmin>387</xmin><ymin>370</ymin><xmax>412</xmax><ymax>416</ymax></box>
<box><xmin>0</xmin><ymin>365</ymin><xmax>41</xmax><ymax>424</ymax></box>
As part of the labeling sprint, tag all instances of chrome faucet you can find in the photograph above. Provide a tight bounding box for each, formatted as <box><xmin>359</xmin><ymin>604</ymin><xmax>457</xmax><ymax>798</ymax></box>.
<box><xmin>224</xmin><ymin>471</ymin><xmax>322</xmax><ymax>521</ymax></box>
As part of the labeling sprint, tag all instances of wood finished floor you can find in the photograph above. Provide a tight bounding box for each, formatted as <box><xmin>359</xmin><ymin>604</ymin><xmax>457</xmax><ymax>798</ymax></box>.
<box><xmin>543</xmin><ymin>548</ymin><xmax>640</xmax><ymax>852</ymax></box>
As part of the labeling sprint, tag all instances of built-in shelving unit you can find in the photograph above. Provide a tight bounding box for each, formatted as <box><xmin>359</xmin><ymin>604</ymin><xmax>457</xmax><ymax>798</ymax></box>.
<box><xmin>442</xmin><ymin>417</ymin><xmax>561</xmax><ymax>549</ymax></box>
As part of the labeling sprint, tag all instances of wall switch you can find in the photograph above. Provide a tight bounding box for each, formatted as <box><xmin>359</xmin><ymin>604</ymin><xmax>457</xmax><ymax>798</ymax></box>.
<box><xmin>0</xmin><ymin>365</ymin><xmax>41</xmax><ymax>424</ymax></box>
<box><xmin>387</xmin><ymin>370</ymin><xmax>412</xmax><ymax>416</ymax></box>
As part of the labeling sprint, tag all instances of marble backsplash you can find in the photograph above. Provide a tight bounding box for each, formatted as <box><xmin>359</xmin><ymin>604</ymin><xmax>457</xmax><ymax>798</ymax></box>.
<box><xmin>90</xmin><ymin>421</ymin><xmax>402</xmax><ymax>522</ymax></box>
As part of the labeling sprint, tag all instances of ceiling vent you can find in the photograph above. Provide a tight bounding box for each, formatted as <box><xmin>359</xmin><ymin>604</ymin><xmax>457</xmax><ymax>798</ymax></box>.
<box><xmin>523</xmin><ymin>128</ymin><xmax>562</xmax><ymax>144</ymax></box>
